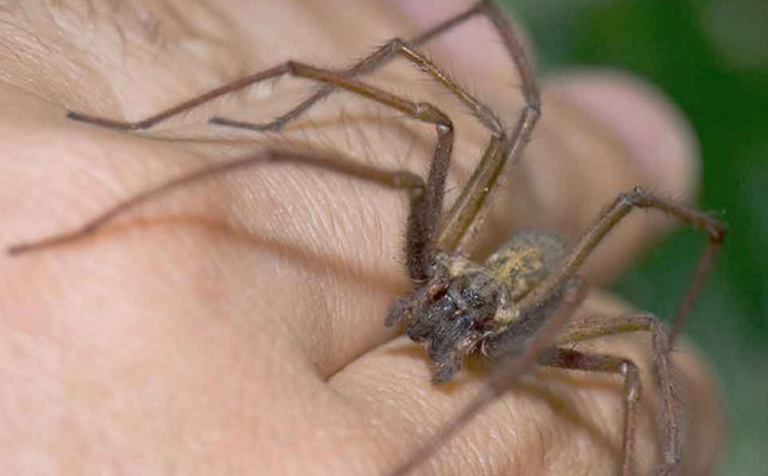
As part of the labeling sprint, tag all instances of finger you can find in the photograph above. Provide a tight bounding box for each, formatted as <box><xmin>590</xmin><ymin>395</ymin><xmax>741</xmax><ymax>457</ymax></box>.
<box><xmin>333</xmin><ymin>290</ymin><xmax>724</xmax><ymax>475</ymax></box>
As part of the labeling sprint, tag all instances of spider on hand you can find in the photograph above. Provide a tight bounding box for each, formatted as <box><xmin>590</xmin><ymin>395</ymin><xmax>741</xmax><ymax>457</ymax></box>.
<box><xmin>7</xmin><ymin>1</ymin><xmax>726</xmax><ymax>475</ymax></box>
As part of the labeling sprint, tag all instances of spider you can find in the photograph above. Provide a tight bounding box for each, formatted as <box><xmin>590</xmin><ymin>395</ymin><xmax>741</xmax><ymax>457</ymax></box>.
<box><xmin>6</xmin><ymin>0</ymin><xmax>726</xmax><ymax>474</ymax></box>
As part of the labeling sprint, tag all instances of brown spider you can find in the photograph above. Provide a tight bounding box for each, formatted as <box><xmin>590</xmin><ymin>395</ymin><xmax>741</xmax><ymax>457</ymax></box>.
<box><xmin>6</xmin><ymin>1</ymin><xmax>725</xmax><ymax>474</ymax></box>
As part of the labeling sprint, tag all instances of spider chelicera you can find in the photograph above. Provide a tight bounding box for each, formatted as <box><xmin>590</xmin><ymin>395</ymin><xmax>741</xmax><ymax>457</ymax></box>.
<box><xmin>7</xmin><ymin>1</ymin><xmax>725</xmax><ymax>474</ymax></box>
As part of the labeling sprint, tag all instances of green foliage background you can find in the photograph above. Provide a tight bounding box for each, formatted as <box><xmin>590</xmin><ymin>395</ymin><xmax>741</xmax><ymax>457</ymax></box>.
<box><xmin>504</xmin><ymin>0</ymin><xmax>768</xmax><ymax>473</ymax></box>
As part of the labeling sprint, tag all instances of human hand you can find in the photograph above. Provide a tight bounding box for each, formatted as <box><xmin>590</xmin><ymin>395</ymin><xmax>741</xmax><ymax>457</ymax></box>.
<box><xmin>1</xmin><ymin>0</ymin><xmax>723</xmax><ymax>474</ymax></box>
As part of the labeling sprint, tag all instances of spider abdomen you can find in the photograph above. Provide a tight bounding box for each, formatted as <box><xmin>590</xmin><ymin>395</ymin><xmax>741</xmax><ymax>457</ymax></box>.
<box><xmin>485</xmin><ymin>231</ymin><xmax>566</xmax><ymax>301</ymax></box>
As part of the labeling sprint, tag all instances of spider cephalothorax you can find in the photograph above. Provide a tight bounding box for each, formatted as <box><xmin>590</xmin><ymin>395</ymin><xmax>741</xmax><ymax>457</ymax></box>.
<box><xmin>387</xmin><ymin>231</ymin><xmax>569</xmax><ymax>382</ymax></box>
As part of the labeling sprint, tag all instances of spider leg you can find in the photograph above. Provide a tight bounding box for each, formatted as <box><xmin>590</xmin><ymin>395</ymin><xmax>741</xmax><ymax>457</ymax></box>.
<box><xmin>213</xmin><ymin>1</ymin><xmax>489</xmax><ymax>134</ymax></box>
<box><xmin>211</xmin><ymin>37</ymin><xmax>505</xmax><ymax>135</ymax></box>
<box><xmin>540</xmin><ymin>347</ymin><xmax>645</xmax><ymax>476</ymax></box>
<box><xmin>212</xmin><ymin>1</ymin><xmax>523</xmax><ymax>135</ymax></box>
<box><xmin>13</xmin><ymin>69</ymin><xmax>455</xmax><ymax>281</ymax></box>
<box><xmin>67</xmin><ymin>64</ymin><xmax>289</xmax><ymax>130</ymax></box>
<box><xmin>7</xmin><ymin>149</ymin><xmax>425</xmax><ymax>254</ymax></box>
<box><xmin>438</xmin><ymin>0</ymin><xmax>542</xmax><ymax>253</ymax></box>
<box><xmin>557</xmin><ymin>313</ymin><xmax>682</xmax><ymax>475</ymax></box>
<box><xmin>386</xmin><ymin>276</ymin><xmax>587</xmax><ymax>476</ymax></box>
<box><xmin>65</xmin><ymin>2</ymin><xmax>490</xmax><ymax>131</ymax></box>
<box><xmin>516</xmin><ymin>187</ymin><xmax>726</xmax><ymax>346</ymax></box>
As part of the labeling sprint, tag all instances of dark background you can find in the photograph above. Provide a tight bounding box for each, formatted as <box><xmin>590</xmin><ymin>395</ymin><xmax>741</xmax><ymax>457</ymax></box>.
<box><xmin>505</xmin><ymin>0</ymin><xmax>768</xmax><ymax>473</ymax></box>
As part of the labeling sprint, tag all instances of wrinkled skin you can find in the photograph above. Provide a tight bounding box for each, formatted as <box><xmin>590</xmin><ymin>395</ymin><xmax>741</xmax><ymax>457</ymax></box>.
<box><xmin>0</xmin><ymin>0</ymin><xmax>724</xmax><ymax>475</ymax></box>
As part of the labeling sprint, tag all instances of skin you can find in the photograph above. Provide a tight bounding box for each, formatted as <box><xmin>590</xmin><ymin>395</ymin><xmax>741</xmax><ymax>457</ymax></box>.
<box><xmin>0</xmin><ymin>0</ymin><xmax>724</xmax><ymax>475</ymax></box>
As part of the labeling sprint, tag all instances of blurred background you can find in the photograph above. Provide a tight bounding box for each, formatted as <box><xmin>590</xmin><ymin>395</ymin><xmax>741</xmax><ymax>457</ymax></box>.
<box><xmin>504</xmin><ymin>0</ymin><xmax>767</xmax><ymax>473</ymax></box>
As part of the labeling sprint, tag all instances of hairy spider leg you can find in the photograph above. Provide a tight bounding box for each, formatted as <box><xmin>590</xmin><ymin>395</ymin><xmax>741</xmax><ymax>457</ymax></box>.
<box><xmin>6</xmin><ymin>150</ymin><xmax>426</xmax><ymax>254</ymax></box>
<box><xmin>208</xmin><ymin>1</ymin><xmax>490</xmax><ymax>134</ymax></box>
<box><xmin>11</xmin><ymin>66</ymin><xmax>457</xmax><ymax>284</ymax></box>
<box><xmin>209</xmin><ymin>37</ymin><xmax>505</xmax><ymax>136</ymax></box>
<box><xmin>64</xmin><ymin>1</ymin><xmax>490</xmax><ymax>132</ymax></box>
<box><xmin>541</xmin><ymin>347</ymin><xmax>645</xmax><ymax>476</ymax></box>
<box><xmin>555</xmin><ymin>313</ymin><xmax>681</xmax><ymax>474</ymax></box>
<box><xmin>515</xmin><ymin>187</ymin><xmax>726</xmax><ymax>348</ymax></box>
